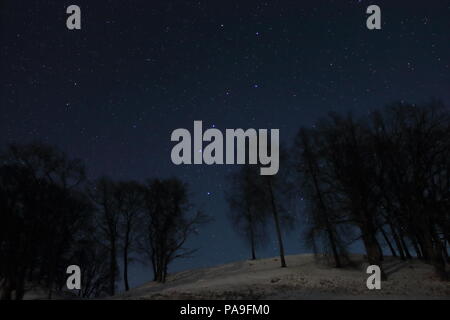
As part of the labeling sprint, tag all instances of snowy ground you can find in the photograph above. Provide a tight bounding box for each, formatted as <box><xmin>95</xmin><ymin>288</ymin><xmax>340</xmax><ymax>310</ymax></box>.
<box><xmin>115</xmin><ymin>254</ymin><xmax>449</xmax><ymax>300</ymax></box>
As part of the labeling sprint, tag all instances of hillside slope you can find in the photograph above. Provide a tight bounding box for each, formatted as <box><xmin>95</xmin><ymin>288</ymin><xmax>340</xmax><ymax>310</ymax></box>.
<box><xmin>116</xmin><ymin>254</ymin><xmax>449</xmax><ymax>300</ymax></box>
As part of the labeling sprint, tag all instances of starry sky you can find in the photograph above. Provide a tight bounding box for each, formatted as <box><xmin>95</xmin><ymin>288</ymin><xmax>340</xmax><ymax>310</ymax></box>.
<box><xmin>1</xmin><ymin>0</ymin><xmax>449</xmax><ymax>289</ymax></box>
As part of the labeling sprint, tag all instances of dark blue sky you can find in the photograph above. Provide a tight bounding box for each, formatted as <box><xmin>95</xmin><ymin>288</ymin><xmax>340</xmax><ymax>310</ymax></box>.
<box><xmin>1</xmin><ymin>0</ymin><xmax>449</xmax><ymax>290</ymax></box>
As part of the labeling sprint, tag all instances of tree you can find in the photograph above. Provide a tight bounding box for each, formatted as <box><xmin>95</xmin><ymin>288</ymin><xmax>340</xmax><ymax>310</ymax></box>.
<box><xmin>90</xmin><ymin>177</ymin><xmax>120</xmax><ymax>296</ymax></box>
<box><xmin>370</xmin><ymin>102</ymin><xmax>450</xmax><ymax>279</ymax></box>
<box><xmin>225</xmin><ymin>147</ymin><xmax>295</xmax><ymax>268</ymax></box>
<box><xmin>295</xmin><ymin>128</ymin><xmax>350</xmax><ymax>268</ymax></box>
<box><xmin>138</xmin><ymin>178</ymin><xmax>209</xmax><ymax>283</ymax></box>
<box><xmin>263</xmin><ymin>147</ymin><xmax>297</xmax><ymax>268</ymax></box>
<box><xmin>326</xmin><ymin>114</ymin><xmax>384</xmax><ymax>275</ymax></box>
<box><xmin>294</xmin><ymin>101</ymin><xmax>450</xmax><ymax>281</ymax></box>
<box><xmin>71</xmin><ymin>232</ymin><xmax>111</xmax><ymax>298</ymax></box>
<box><xmin>0</xmin><ymin>142</ymin><xmax>91</xmax><ymax>299</ymax></box>
<box><xmin>226</xmin><ymin>165</ymin><xmax>269</xmax><ymax>260</ymax></box>
<box><xmin>115</xmin><ymin>181</ymin><xmax>145</xmax><ymax>291</ymax></box>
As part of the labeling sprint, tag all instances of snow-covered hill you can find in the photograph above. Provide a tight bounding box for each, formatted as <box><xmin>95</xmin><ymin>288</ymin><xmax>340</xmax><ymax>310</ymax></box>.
<box><xmin>115</xmin><ymin>254</ymin><xmax>449</xmax><ymax>300</ymax></box>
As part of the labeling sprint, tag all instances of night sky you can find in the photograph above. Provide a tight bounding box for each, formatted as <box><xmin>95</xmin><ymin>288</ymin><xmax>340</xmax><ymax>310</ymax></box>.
<box><xmin>1</xmin><ymin>0</ymin><xmax>449</xmax><ymax>290</ymax></box>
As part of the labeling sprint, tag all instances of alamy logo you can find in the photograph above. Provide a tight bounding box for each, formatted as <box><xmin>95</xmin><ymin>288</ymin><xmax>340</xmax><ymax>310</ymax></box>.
<box><xmin>66</xmin><ymin>265</ymin><xmax>81</xmax><ymax>290</ymax></box>
<box><xmin>170</xmin><ymin>121</ymin><xmax>279</xmax><ymax>175</ymax></box>
<box><xmin>366</xmin><ymin>5</ymin><xmax>381</xmax><ymax>30</ymax></box>
<box><xmin>66</xmin><ymin>5</ymin><xmax>81</xmax><ymax>30</ymax></box>
<box><xmin>366</xmin><ymin>265</ymin><xmax>381</xmax><ymax>290</ymax></box>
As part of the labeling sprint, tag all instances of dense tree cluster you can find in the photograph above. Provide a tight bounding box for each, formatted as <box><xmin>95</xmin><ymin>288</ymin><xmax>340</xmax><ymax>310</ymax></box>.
<box><xmin>227</xmin><ymin>101</ymin><xmax>449</xmax><ymax>280</ymax></box>
<box><xmin>0</xmin><ymin>144</ymin><xmax>206</xmax><ymax>299</ymax></box>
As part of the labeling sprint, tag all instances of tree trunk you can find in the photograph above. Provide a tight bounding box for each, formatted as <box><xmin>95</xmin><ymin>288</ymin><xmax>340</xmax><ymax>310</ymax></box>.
<box><xmin>301</xmin><ymin>131</ymin><xmax>341</xmax><ymax>268</ymax></box>
<box><xmin>267</xmin><ymin>179</ymin><xmax>286</xmax><ymax>268</ymax></box>
<box><xmin>163</xmin><ymin>262</ymin><xmax>168</xmax><ymax>283</ymax></box>
<box><xmin>123</xmin><ymin>231</ymin><xmax>130</xmax><ymax>291</ymax></box>
<box><xmin>389</xmin><ymin>223</ymin><xmax>405</xmax><ymax>260</ymax></box>
<box><xmin>248</xmin><ymin>209</ymin><xmax>256</xmax><ymax>260</ymax></box>
<box><xmin>375</xmin><ymin>235</ymin><xmax>384</xmax><ymax>261</ymax></box>
<box><xmin>398</xmin><ymin>230</ymin><xmax>412</xmax><ymax>259</ymax></box>
<box><xmin>250</xmin><ymin>228</ymin><xmax>256</xmax><ymax>260</ymax></box>
<box><xmin>428</xmin><ymin>232</ymin><xmax>448</xmax><ymax>281</ymax></box>
<box><xmin>360</xmin><ymin>221</ymin><xmax>386</xmax><ymax>280</ymax></box>
<box><xmin>326</xmin><ymin>223</ymin><xmax>342</xmax><ymax>268</ymax></box>
<box><xmin>411</xmin><ymin>237</ymin><xmax>423</xmax><ymax>259</ymax></box>
<box><xmin>442</xmin><ymin>241</ymin><xmax>449</xmax><ymax>263</ymax></box>
<box><xmin>380</xmin><ymin>226</ymin><xmax>397</xmax><ymax>257</ymax></box>
<box><xmin>109</xmin><ymin>239</ymin><xmax>116</xmax><ymax>296</ymax></box>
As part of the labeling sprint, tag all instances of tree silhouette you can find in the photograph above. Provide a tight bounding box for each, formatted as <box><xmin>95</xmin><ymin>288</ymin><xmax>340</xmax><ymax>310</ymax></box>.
<box><xmin>0</xmin><ymin>143</ymin><xmax>91</xmax><ymax>299</ymax></box>
<box><xmin>138</xmin><ymin>178</ymin><xmax>209</xmax><ymax>283</ymax></box>
<box><xmin>295</xmin><ymin>128</ymin><xmax>351</xmax><ymax>268</ymax></box>
<box><xmin>89</xmin><ymin>177</ymin><xmax>121</xmax><ymax>296</ymax></box>
<box><xmin>226</xmin><ymin>165</ymin><xmax>269</xmax><ymax>260</ymax></box>
<box><xmin>115</xmin><ymin>181</ymin><xmax>145</xmax><ymax>291</ymax></box>
<box><xmin>294</xmin><ymin>101</ymin><xmax>449</xmax><ymax>280</ymax></box>
<box><xmin>225</xmin><ymin>148</ymin><xmax>295</xmax><ymax>268</ymax></box>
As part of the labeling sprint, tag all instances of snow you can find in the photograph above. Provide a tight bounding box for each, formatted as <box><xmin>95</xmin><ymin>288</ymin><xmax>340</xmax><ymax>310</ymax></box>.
<box><xmin>115</xmin><ymin>254</ymin><xmax>450</xmax><ymax>300</ymax></box>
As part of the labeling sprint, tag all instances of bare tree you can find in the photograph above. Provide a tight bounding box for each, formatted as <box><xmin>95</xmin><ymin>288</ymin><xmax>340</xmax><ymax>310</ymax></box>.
<box><xmin>0</xmin><ymin>143</ymin><xmax>91</xmax><ymax>299</ymax></box>
<box><xmin>71</xmin><ymin>231</ymin><xmax>110</xmax><ymax>298</ymax></box>
<box><xmin>226</xmin><ymin>165</ymin><xmax>269</xmax><ymax>260</ymax></box>
<box><xmin>115</xmin><ymin>181</ymin><xmax>145</xmax><ymax>291</ymax></box>
<box><xmin>294</xmin><ymin>101</ymin><xmax>449</xmax><ymax>281</ymax></box>
<box><xmin>295</xmin><ymin>128</ymin><xmax>350</xmax><ymax>267</ymax></box>
<box><xmin>138</xmin><ymin>178</ymin><xmax>209</xmax><ymax>283</ymax></box>
<box><xmin>370</xmin><ymin>102</ymin><xmax>450</xmax><ymax>279</ymax></box>
<box><xmin>225</xmin><ymin>147</ymin><xmax>295</xmax><ymax>268</ymax></box>
<box><xmin>90</xmin><ymin>177</ymin><xmax>120</xmax><ymax>296</ymax></box>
